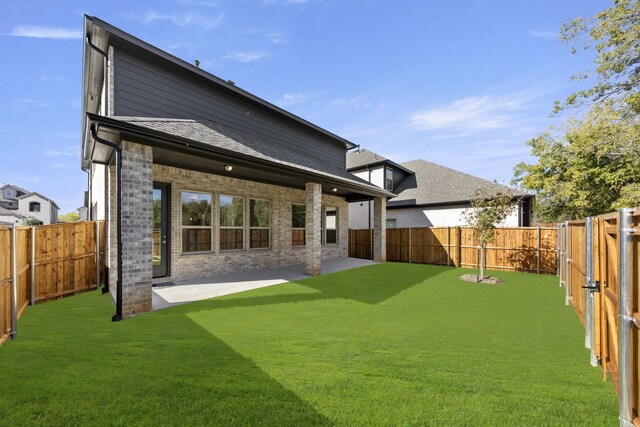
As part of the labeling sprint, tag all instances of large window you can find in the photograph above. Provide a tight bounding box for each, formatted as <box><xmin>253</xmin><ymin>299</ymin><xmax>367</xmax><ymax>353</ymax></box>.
<box><xmin>250</xmin><ymin>199</ymin><xmax>270</xmax><ymax>249</ymax></box>
<box><xmin>182</xmin><ymin>191</ymin><xmax>212</xmax><ymax>252</ymax></box>
<box><xmin>292</xmin><ymin>204</ymin><xmax>305</xmax><ymax>246</ymax></box>
<box><xmin>386</xmin><ymin>219</ymin><xmax>397</xmax><ymax>229</ymax></box>
<box><xmin>325</xmin><ymin>207</ymin><xmax>337</xmax><ymax>245</ymax></box>
<box><xmin>385</xmin><ymin>167</ymin><xmax>393</xmax><ymax>191</ymax></box>
<box><xmin>220</xmin><ymin>195</ymin><xmax>244</xmax><ymax>250</ymax></box>
<box><xmin>29</xmin><ymin>202</ymin><xmax>41</xmax><ymax>212</ymax></box>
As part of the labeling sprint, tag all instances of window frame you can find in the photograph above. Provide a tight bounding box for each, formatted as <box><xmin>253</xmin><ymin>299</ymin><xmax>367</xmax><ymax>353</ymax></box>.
<box><xmin>249</xmin><ymin>198</ymin><xmax>271</xmax><ymax>250</ymax></box>
<box><xmin>291</xmin><ymin>203</ymin><xmax>306</xmax><ymax>247</ymax></box>
<box><xmin>219</xmin><ymin>194</ymin><xmax>245</xmax><ymax>251</ymax></box>
<box><xmin>181</xmin><ymin>190</ymin><xmax>213</xmax><ymax>254</ymax></box>
<box><xmin>324</xmin><ymin>206</ymin><xmax>338</xmax><ymax>245</ymax></box>
<box><xmin>29</xmin><ymin>201</ymin><xmax>41</xmax><ymax>212</ymax></box>
<box><xmin>386</xmin><ymin>218</ymin><xmax>397</xmax><ymax>229</ymax></box>
<box><xmin>385</xmin><ymin>166</ymin><xmax>393</xmax><ymax>191</ymax></box>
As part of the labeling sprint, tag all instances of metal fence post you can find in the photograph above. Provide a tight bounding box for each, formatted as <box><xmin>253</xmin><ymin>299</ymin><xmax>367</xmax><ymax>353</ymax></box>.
<box><xmin>565</xmin><ymin>221</ymin><xmax>570</xmax><ymax>306</ymax></box>
<box><xmin>10</xmin><ymin>225</ymin><xmax>18</xmax><ymax>340</ymax></box>
<box><xmin>30</xmin><ymin>226</ymin><xmax>36</xmax><ymax>305</ymax></box>
<box><xmin>584</xmin><ymin>217</ymin><xmax>598</xmax><ymax>368</ymax></box>
<box><xmin>619</xmin><ymin>208</ymin><xmax>635</xmax><ymax>427</ymax></box>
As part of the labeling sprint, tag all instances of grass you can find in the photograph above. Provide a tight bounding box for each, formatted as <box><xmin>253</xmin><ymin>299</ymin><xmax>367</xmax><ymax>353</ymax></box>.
<box><xmin>0</xmin><ymin>263</ymin><xmax>617</xmax><ymax>426</ymax></box>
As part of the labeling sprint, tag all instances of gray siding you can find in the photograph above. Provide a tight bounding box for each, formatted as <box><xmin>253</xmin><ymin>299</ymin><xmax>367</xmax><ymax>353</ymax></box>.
<box><xmin>113</xmin><ymin>48</ymin><xmax>346</xmax><ymax>168</ymax></box>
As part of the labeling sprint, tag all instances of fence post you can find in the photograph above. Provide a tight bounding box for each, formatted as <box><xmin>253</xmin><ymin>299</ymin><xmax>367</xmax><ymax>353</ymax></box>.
<box><xmin>584</xmin><ymin>217</ymin><xmax>598</xmax><ymax>367</ymax></box>
<box><xmin>456</xmin><ymin>226</ymin><xmax>461</xmax><ymax>267</ymax></box>
<box><xmin>557</xmin><ymin>223</ymin><xmax>562</xmax><ymax>283</ymax></box>
<box><xmin>408</xmin><ymin>228</ymin><xmax>412</xmax><ymax>263</ymax></box>
<box><xmin>565</xmin><ymin>221</ymin><xmax>570</xmax><ymax>306</ymax></box>
<box><xmin>536</xmin><ymin>226</ymin><xmax>541</xmax><ymax>274</ymax></box>
<box><xmin>30</xmin><ymin>226</ymin><xmax>36</xmax><ymax>304</ymax></box>
<box><xmin>619</xmin><ymin>208</ymin><xmax>635</xmax><ymax>427</ymax></box>
<box><xmin>96</xmin><ymin>221</ymin><xmax>101</xmax><ymax>289</ymax></box>
<box><xmin>10</xmin><ymin>225</ymin><xmax>18</xmax><ymax>340</ymax></box>
<box><xmin>446</xmin><ymin>226</ymin><xmax>450</xmax><ymax>267</ymax></box>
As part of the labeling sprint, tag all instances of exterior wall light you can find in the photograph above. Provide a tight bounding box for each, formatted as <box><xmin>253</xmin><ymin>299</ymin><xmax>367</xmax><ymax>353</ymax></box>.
<box><xmin>224</xmin><ymin>165</ymin><xmax>233</xmax><ymax>172</ymax></box>
<box><xmin>331</xmin><ymin>187</ymin><xmax>338</xmax><ymax>192</ymax></box>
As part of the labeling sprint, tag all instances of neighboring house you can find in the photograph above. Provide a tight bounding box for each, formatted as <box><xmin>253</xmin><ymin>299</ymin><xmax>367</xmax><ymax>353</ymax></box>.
<box><xmin>0</xmin><ymin>184</ymin><xmax>59</xmax><ymax>225</ymax></box>
<box><xmin>347</xmin><ymin>149</ymin><xmax>533</xmax><ymax>229</ymax></box>
<box><xmin>81</xmin><ymin>16</ymin><xmax>391</xmax><ymax>319</ymax></box>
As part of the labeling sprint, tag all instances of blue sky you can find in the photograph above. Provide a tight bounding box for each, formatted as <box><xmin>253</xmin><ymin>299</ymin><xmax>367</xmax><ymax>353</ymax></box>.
<box><xmin>0</xmin><ymin>0</ymin><xmax>609</xmax><ymax>214</ymax></box>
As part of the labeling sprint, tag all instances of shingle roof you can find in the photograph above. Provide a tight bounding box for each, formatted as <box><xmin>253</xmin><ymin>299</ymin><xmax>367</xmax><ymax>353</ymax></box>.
<box><xmin>346</xmin><ymin>149</ymin><xmax>389</xmax><ymax>170</ymax></box>
<box><xmin>108</xmin><ymin>117</ymin><xmax>392</xmax><ymax>196</ymax></box>
<box><xmin>388</xmin><ymin>159</ymin><xmax>530</xmax><ymax>207</ymax></box>
<box><xmin>0</xmin><ymin>206</ymin><xmax>25</xmax><ymax>218</ymax></box>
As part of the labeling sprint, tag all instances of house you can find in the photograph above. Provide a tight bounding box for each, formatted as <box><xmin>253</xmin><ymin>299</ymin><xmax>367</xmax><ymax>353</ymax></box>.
<box><xmin>347</xmin><ymin>149</ymin><xmax>533</xmax><ymax>229</ymax></box>
<box><xmin>80</xmin><ymin>16</ymin><xmax>391</xmax><ymax>320</ymax></box>
<box><xmin>0</xmin><ymin>184</ymin><xmax>59</xmax><ymax>225</ymax></box>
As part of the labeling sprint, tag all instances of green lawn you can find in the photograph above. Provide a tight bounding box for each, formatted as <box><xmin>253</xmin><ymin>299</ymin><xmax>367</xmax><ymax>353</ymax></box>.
<box><xmin>0</xmin><ymin>263</ymin><xmax>617</xmax><ymax>426</ymax></box>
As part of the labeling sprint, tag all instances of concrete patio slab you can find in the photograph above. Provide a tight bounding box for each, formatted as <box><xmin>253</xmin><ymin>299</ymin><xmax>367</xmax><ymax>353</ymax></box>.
<box><xmin>152</xmin><ymin>257</ymin><xmax>377</xmax><ymax>310</ymax></box>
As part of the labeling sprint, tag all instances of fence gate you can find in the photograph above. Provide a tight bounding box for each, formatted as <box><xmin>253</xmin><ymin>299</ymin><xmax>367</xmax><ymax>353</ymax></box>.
<box><xmin>567</xmin><ymin>220</ymin><xmax>587</xmax><ymax>324</ymax></box>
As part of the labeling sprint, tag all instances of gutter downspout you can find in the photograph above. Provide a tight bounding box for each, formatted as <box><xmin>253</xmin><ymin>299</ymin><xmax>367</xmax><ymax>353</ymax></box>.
<box><xmin>90</xmin><ymin>125</ymin><xmax>123</xmax><ymax>322</ymax></box>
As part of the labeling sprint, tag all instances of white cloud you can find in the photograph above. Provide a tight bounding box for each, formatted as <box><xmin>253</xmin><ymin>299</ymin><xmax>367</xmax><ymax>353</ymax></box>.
<box><xmin>18</xmin><ymin>176</ymin><xmax>42</xmax><ymax>184</ymax></box>
<box><xmin>410</xmin><ymin>95</ymin><xmax>526</xmax><ymax>133</ymax></box>
<box><xmin>332</xmin><ymin>96</ymin><xmax>382</xmax><ymax>111</ymax></box>
<box><xmin>8</xmin><ymin>25</ymin><xmax>82</xmax><ymax>39</ymax></box>
<box><xmin>14</xmin><ymin>97</ymin><xmax>50</xmax><ymax>109</ymax></box>
<box><xmin>224</xmin><ymin>51</ymin><xmax>268</xmax><ymax>63</ymax></box>
<box><xmin>529</xmin><ymin>27</ymin><xmax>556</xmax><ymax>39</ymax></box>
<box><xmin>45</xmin><ymin>146</ymin><xmax>78</xmax><ymax>157</ymax></box>
<box><xmin>267</xmin><ymin>32</ymin><xmax>288</xmax><ymax>44</ymax></box>
<box><xmin>276</xmin><ymin>93</ymin><xmax>308</xmax><ymax>106</ymax></box>
<box><xmin>131</xmin><ymin>11</ymin><xmax>224</xmax><ymax>29</ymax></box>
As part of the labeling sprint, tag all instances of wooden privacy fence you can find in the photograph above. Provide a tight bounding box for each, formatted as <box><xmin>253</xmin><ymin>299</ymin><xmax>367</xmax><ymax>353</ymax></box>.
<box><xmin>349</xmin><ymin>226</ymin><xmax>557</xmax><ymax>274</ymax></box>
<box><xmin>560</xmin><ymin>207</ymin><xmax>640</xmax><ymax>425</ymax></box>
<box><xmin>0</xmin><ymin>221</ymin><xmax>105</xmax><ymax>346</ymax></box>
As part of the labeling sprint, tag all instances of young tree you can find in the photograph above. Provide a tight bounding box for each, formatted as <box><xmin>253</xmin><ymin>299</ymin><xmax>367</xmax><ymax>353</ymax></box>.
<box><xmin>58</xmin><ymin>212</ymin><xmax>80</xmax><ymax>223</ymax></box>
<box><xmin>462</xmin><ymin>190</ymin><xmax>516</xmax><ymax>281</ymax></box>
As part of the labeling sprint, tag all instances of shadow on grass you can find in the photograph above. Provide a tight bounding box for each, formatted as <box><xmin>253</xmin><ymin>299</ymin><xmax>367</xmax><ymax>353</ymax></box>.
<box><xmin>180</xmin><ymin>263</ymin><xmax>449</xmax><ymax>312</ymax></box>
<box><xmin>0</xmin><ymin>292</ymin><xmax>331</xmax><ymax>426</ymax></box>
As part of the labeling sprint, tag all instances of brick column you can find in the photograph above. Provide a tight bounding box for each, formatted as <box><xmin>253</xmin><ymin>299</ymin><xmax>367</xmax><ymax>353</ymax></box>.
<box><xmin>305</xmin><ymin>182</ymin><xmax>322</xmax><ymax>276</ymax></box>
<box><xmin>120</xmin><ymin>140</ymin><xmax>153</xmax><ymax>318</ymax></box>
<box><xmin>373</xmin><ymin>196</ymin><xmax>386</xmax><ymax>262</ymax></box>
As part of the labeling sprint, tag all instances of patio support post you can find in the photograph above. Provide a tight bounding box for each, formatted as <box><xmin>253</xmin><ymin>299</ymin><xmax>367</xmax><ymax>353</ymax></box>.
<box><xmin>305</xmin><ymin>182</ymin><xmax>322</xmax><ymax>276</ymax></box>
<box><xmin>373</xmin><ymin>197</ymin><xmax>386</xmax><ymax>262</ymax></box>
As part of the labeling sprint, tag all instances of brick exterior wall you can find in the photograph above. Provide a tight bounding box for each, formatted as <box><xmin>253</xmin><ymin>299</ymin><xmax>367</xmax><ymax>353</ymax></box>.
<box><xmin>305</xmin><ymin>182</ymin><xmax>322</xmax><ymax>276</ymax></box>
<box><xmin>153</xmin><ymin>164</ymin><xmax>348</xmax><ymax>283</ymax></box>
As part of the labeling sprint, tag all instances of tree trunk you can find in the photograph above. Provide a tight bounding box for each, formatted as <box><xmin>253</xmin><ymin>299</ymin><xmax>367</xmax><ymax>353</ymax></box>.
<box><xmin>479</xmin><ymin>244</ymin><xmax>485</xmax><ymax>280</ymax></box>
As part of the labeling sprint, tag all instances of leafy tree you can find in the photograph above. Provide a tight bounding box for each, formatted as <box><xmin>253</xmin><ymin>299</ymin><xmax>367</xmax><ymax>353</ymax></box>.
<box><xmin>58</xmin><ymin>212</ymin><xmax>79</xmax><ymax>223</ymax></box>
<box><xmin>555</xmin><ymin>0</ymin><xmax>640</xmax><ymax>115</ymax></box>
<box><xmin>462</xmin><ymin>190</ymin><xmax>517</xmax><ymax>281</ymax></box>
<box><xmin>514</xmin><ymin>103</ymin><xmax>640</xmax><ymax>221</ymax></box>
<box><xmin>22</xmin><ymin>217</ymin><xmax>42</xmax><ymax>226</ymax></box>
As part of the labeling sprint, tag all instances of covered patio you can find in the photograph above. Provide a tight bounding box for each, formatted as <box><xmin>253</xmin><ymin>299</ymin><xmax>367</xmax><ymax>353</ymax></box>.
<box><xmin>152</xmin><ymin>257</ymin><xmax>377</xmax><ymax>310</ymax></box>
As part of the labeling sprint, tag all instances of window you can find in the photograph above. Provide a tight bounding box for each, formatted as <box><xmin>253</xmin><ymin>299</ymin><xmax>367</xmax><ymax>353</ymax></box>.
<box><xmin>5</xmin><ymin>189</ymin><xmax>13</xmax><ymax>198</ymax></box>
<box><xmin>220</xmin><ymin>195</ymin><xmax>244</xmax><ymax>250</ymax></box>
<box><xmin>291</xmin><ymin>204</ymin><xmax>306</xmax><ymax>246</ymax></box>
<box><xmin>386</xmin><ymin>219</ymin><xmax>397</xmax><ymax>229</ymax></box>
<box><xmin>325</xmin><ymin>207</ymin><xmax>337</xmax><ymax>244</ymax></box>
<box><xmin>29</xmin><ymin>202</ymin><xmax>41</xmax><ymax>212</ymax></box>
<box><xmin>181</xmin><ymin>191</ymin><xmax>212</xmax><ymax>252</ymax></box>
<box><xmin>385</xmin><ymin>167</ymin><xmax>393</xmax><ymax>191</ymax></box>
<box><xmin>250</xmin><ymin>199</ymin><xmax>270</xmax><ymax>249</ymax></box>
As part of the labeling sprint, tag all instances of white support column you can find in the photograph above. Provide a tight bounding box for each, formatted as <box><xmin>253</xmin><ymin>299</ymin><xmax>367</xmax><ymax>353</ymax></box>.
<box><xmin>373</xmin><ymin>197</ymin><xmax>386</xmax><ymax>262</ymax></box>
<box><xmin>305</xmin><ymin>183</ymin><xmax>322</xmax><ymax>276</ymax></box>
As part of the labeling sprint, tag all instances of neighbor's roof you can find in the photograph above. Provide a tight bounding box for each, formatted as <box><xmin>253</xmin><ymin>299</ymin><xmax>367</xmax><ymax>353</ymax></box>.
<box><xmin>346</xmin><ymin>149</ymin><xmax>414</xmax><ymax>174</ymax></box>
<box><xmin>93</xmin><ymin>116</ymin><xmax>393</xmax><ymax>198</ymax></box>
<box><xmin>18</xmin><ymin>192</ymin><xmax>61</xmax><ymax>210</ymax></box>
<box><xmin>388</xmin><ymin>159</ymin><xmax>531</xmax><ymax>208</ymax></box>
<box><xmin>0</xmin><ymin>206</ymin><xmax>25</xmax><ymax>218</ymax></box>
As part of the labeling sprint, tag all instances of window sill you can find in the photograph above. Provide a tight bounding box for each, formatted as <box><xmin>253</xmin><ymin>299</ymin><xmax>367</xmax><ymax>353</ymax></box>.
<box><xmin>181</xmin><ymin>250</ymin><xmax>214</xmax><ymax>256</ymax></box>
